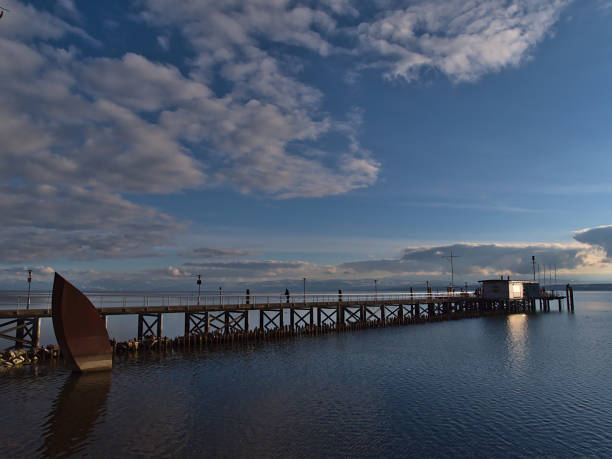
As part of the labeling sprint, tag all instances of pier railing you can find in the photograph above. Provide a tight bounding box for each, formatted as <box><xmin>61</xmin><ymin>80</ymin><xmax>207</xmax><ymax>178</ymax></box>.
<box><xmin>0</xmin><ymin>291</ymin><xmax>475</xmax><ymax>311</ymax></box>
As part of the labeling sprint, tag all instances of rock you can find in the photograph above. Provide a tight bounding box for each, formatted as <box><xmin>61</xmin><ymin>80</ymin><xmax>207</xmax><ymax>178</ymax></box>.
<box><xmin>12</xmin><ymin>356</ymin><xmax>24</xmax><ymax>366</ymax></box>
<box><xmin>14</xmin><ymin>348</ymin><xmax>26</xmax><ymax>358</ymax></box>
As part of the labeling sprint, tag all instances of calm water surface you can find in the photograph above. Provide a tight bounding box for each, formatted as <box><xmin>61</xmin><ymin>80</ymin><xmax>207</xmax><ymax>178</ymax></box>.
<box><xmin>1</xmin><ymin>291</ymin><xmax>611</xmax><ymax>457</ymax></box>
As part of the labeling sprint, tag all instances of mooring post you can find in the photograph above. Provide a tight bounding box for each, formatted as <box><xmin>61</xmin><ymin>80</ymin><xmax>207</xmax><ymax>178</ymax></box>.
<box><xmin>380</xmin><ymin>304</ymin><xmax>385</xmax><ymax>325</ymax></box>
<box><xmin>309</xmin><ymin>306</ymin><xmax>314</xmax><ymax>328</ymax></box>
<box><xmin>279</xmin><ymin>307</ymin><xmax>284</xmax><ymax>328</ymax></box>
<box><xmin>570</xmin><ymin>286</ymin><xmax>575</xmax><ymax>312</ymax></box>
<box><xmin>290</xmin><ymin>308</ymin><xmax>295</xmax><ymax>330</ymax></box>
<box><xmin>259</xmin><ymin>309</ymin><xmax>264</xmax><ymax>330</ymax></box>
<box><xmin>32</xmin><ymin>318</ymin><xmax>40</xmax><ymax>348</ymax></box>
<box><xmin>137</xmin><ymin>314</ymin><xmax>143</xmax><ymax>340</ymax></box>
<box><xmin>244</xmin><ymin>310</ymin><xmax>249</xmax><ymax>332</ymax></box>
<box><xmin>317</xmin><ymin>307</ymin><xmax>321</xmax><ymax>327</ymax></box>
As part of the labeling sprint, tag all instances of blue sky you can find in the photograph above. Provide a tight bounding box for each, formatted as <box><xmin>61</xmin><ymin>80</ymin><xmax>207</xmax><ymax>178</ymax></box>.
<box><xmin>2</xmin><ymin>0</ymin><xmax>612</xmax><ymax>290</ymax></box>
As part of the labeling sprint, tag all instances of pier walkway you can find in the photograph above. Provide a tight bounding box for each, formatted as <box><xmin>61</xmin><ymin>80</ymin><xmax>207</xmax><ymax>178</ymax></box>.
<box><xmin>0</xmin><ymin>290</ymin><xmax>572</xmax><ymax>352</ymax></box>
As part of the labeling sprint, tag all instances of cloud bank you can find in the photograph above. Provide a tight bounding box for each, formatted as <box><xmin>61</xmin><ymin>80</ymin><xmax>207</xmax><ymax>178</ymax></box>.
<box><xmin>6</xmin><ymin>225</ymin><xmax>612</xmax><ymax>290</ymax></box>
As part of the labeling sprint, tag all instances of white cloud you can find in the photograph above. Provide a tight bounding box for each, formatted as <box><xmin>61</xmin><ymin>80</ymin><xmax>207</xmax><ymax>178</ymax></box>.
<box><xmin>356</xmin><ymin>0</ymin><xmax>570</xmax><ymax>82</ymax></box>
<box><xmin>0</xmin><ymin>0</ymin><xmax>95</xmax><ymax>43</ymax></box>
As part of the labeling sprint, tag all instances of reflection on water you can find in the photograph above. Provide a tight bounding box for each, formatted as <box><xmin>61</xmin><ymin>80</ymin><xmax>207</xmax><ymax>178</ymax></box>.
<box><xmin>506</xmin><ymin>314</ymin><xmax>528</xmax><ymax>370</ymax></box>
<box><xmin>40</xmin><ymin>372</ymin><xmax>111</xmax><ymax>458</ymax></box>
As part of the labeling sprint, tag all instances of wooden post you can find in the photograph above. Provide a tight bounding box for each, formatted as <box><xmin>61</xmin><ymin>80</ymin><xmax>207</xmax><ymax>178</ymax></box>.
<box><xmin>309</xmin><ymin>306</ymin><xmax>314</xmax><ymax>327</ymax></box>
<box><xmin>224</xmin><ymin>310</ymin><xmax>230</xmax><ymax>334</ymax></box>
<box><xmin>137</xmin><ymin>314</ymin><xmax>143</xmax><ymax>341</ymax></box>
<box><xmin>244</xmin><ymin>310</ymin><xmax>249</xmax><ymax>332</ymax></box>
<box><xmin>260</xmin><ymin>309</ymin><xmax>264</xmax><ymax>330</ymax></box>
<box><xmin>290</xmin><ymin>308</ymin><xmax>295</xmax><ymax>330</ymax></box>
<box><xmin>317</xmin><ymin>307</ymin><xmax>321</xmax><ymax>327</ymax></box>
<box><xmin>279</xmin><ymin>308</ymin><xmax>284</xmax><ymax>329</ymax></box>
<box><xmin>184</xmin><ymin>312</ymin><xmax>190</xmax><ymax>337</ymax></box>
<box><xmin>32</xmin><ymin>318</ymin><xmax>40</xmax><ymax>348</ymax></box>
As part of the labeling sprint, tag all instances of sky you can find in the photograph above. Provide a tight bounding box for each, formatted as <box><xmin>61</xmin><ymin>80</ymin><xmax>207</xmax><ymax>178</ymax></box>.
<box><xmin>2</xmin><ymin>0</ymin><xmax>612</xmax><ymax>291</ymax></box>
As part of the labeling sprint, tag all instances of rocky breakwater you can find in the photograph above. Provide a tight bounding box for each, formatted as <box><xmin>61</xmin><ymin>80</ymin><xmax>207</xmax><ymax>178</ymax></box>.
<box><xmin>0</xmin><ymin>346</ymin><xmax>61</xmax><ymax>371</ymax></box>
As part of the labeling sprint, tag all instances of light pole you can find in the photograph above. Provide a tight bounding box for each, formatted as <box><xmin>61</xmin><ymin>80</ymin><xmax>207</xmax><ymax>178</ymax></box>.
<box><xmin>196</xmin><ymin>274</ymin><xmax>202</xmax><ymax>306</ymax></box>
<box><xmin>443</xmin><ymin>250</ymin><xmax>459</xmax><ymax>291</ymax></box>
<box><xmin>374</xmin><ymin>279</ymin><xmax>378</xmax><ymax>299</ymax></box>
<box><xmin>532</xmin><ymin>256</ymin><xmax>536</xmax><ymax>281</ymax></box>
<box><xmin>303</xmin><ymin>277</ymin><xmax>306</xmax><ymax>303</ymax></box>
<box><xmin>26</xmin><ymin>269</ymin><xmax>32</xmax><ymax>310</ymax></box>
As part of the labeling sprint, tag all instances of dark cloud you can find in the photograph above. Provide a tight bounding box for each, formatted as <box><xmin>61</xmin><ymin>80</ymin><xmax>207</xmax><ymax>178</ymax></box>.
<box><xmin>340</xmin><ymin>243</ymin><xmax>589</xmax><ymax>278</ymax></box>
<box><xmin>0</xmin><ymin>185</ymin><xmax>183</xmax><ymax>262</ymax></box>
<box><xmin>574</xmin><ymin>225</ymin><xmax>612</xmax><ymax>259</ymax></box>
<box><xmin>180</xmin><ymin>246</ymin><xmax>258</xmax><ymax>259</ymax></box>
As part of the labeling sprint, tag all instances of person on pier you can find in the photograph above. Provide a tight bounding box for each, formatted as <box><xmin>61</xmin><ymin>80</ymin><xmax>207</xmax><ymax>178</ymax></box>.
<box><xmin>285</xmin><ymin>288</ymin><xmax>290</xmax><ymax>303</ymax></box>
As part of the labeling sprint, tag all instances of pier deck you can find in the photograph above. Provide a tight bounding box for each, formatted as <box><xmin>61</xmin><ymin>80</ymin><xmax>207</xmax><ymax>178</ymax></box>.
<box><xmin>0</xmin><ymin>291</ymin><xmax>571</xmax><ymax>352</ymax></box>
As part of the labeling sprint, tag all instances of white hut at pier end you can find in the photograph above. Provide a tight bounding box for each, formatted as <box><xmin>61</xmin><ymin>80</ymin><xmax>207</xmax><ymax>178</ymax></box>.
<box><xmin>479</xmin><ymin>277</ymin><xmax>540</xmax><ymax>300</ymax></box>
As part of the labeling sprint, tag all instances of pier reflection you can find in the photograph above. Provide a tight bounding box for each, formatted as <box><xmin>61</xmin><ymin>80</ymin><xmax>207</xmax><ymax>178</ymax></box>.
<box><xmin>506</xmin><ymin>314</ymin><xmax>528</xmax><ymax>370</ymax></box>
<box><xmin>40</xmin><ymin>372</ymin><xmax>111</xmax><ymax>458</ymax></box>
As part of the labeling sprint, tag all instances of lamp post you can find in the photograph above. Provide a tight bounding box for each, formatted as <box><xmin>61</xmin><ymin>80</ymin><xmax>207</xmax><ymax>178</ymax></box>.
<box><xmin>196</xmin><ymin>274</ymin><xmax>202</xmax><ymax>306</ymax></box>
<box><xmin>374</xmin><ymin>279</ymin><xmax>378</xmax><ymax>300</ymax></box>
<box><xmin>303</xmin><ymin>277</ymin><xmax>306</xmax><ymax>303</ymax></box>
<box><xmin>26</xmin><ymin>269</ymin><xmax>32</xmax><ymax>310</ymax></box>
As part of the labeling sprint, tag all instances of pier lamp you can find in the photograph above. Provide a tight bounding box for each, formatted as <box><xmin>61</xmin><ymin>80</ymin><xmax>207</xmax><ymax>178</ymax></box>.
<box><xmin>196</xmin><ymin>274</ymin><xmax>202</xmax><ymax>306</ymax></box>
<box><xmin>26</xmin><ymin>269</ymin><xmax>32</xmax><ymax>310</ymax></box>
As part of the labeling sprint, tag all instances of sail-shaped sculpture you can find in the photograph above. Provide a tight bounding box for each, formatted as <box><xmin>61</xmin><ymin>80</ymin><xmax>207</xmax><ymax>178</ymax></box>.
<box><xmin>52</xmin><ymin>273</ymin><xmax>112</xmax><ymax>372</ymax></box>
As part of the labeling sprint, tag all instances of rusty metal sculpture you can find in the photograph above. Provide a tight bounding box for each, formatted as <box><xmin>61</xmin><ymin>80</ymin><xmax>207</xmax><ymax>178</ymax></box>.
<box><xmin>52</xmin><ymin>273</ymin><xmax>112</xmax><ymax>372</ymax></box>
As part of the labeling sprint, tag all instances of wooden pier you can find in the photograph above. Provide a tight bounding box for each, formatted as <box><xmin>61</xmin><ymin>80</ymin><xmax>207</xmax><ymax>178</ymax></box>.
<box><xmin>0</xmin><ymin>290</ymin><xmax>571</xmax><ymax>355</ymax></box>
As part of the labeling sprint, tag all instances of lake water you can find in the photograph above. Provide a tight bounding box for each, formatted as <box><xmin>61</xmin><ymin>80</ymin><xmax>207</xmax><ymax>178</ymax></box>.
<box><xmin>1</xmin><ymin>291</ymin><xmax>611</xmax><ymax>457</ymax></box>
